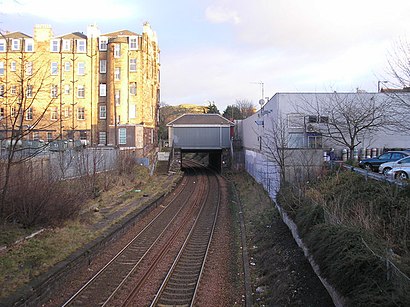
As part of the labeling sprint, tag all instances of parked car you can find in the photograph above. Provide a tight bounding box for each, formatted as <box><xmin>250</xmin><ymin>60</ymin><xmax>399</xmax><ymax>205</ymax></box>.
<box><xmin>359</xmin><ymin>151</ymin><xmax>410</xmax><ymax>172</ymax></box>
<box><xmin>386</xmin><ymin>166</ymin><xmax>410</xmax><ymax>180</ymax></box>
<box><xmin>379</xmin><ymin>156</ymin><xmax>410</xmax><ymax>175</ymax></box>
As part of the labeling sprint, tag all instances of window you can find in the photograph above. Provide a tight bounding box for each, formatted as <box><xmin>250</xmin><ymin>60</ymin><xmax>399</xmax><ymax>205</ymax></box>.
<box><xmin>100</xmin><ymin>84</ymin><xmax>106</xmax><ymax>96</ymax></box>
<box><xmin>27</xmin><ymin>85</ymin><xmax>33</xmax><ymax>98</ymax></box>
<box><xmin>26</xmin><ymin>107</ymin><xmax>33</xmax><ymax>120</ymax></box>
<box><xmin>12</xmin><ymin>39</ymin><xmax>20</xmax><ymax>51</ymax></box>
<box><xmin>99</xmin><ymin>105</ymin><xmax>106</xmax><ymax>119</ymax></box>
<box><xmin>77</xmin><ymin>107</ymin><xmax>85</xmax><ymax>120</ymax></box>
<box><xmin>26</xmin><ymin>62</ymin><xmax>33</xmax><ymax>76</ymax></box>
<box><xmin>0</xmin><ymin>84</ymin><xmax>4</xmax><ymax>97</ymax></box>
<box><xmin>64</xmin><ymin>62</ymin><xmax>71</xmax><ymax>72</ymax></box>
<box><xmin>115</xmin><ymin>90</ymin><xmax>120</xmax><ymax>106</ymax></box>
<box><xmin>0</xmin><ymin>107</ymin><xmax>4</xmax><ymax>118</ymax></box>
<box><xmin>129</xmin><ymin>82</ymin><xmax>137</xmax><ymax>95</ymax></box>
<box><xmin>0</xmin><ymin>62</ymin><xmax>4</xmax><ymax>75</ymax></box>
<box><xmin>129</xmin><ymin>36</ymin><xmax>138</xmax><ymax>50</ymax></box>
<box><xmin>47</xmin><ymin>132</ymin><xmax>53</xmax><ymax>142</ymax></box>
<box><xmin>51</xmin><ymin>62</ymin><xmax>58</xmax><ymax>75</ymax></box>
<box><xmin>50</xmin><ymin>39</ymin><xmax>60</xmax><ymax>52</ymax></box>
<box><xmin>100</xmin><ymin>60</ymin><xmax>106</xmax><ymax>73</ymax></box>
<box><xmin>308</xmin><ymin>135</ymin><xmax>322</xmax><ymax>148</ymax></box>
<box><xmin>99</xmin><ymin>37</ymin><xmax>108</xmax><ymax>51</ymax></box>
<box><xmin>11</xmin><ymin>107</ymin><xmax>16</xmax><ymax>118</ymax></box>
<box><xmin>288</xmin><ymin>133</ymin><xmax>304</xmax><ymax>148</ymax></box>
<box><xmin>62</xmin><ymin>39</ymin><xmax>71</xmax><ymax>51</ymax></box>
<box><xmin>77</xmin><ymin>85</ymin><xmax>85</xmax><ymax>98</ymax></box>
<box><xmin>32</xmin><ymin>132</ymin><xmax>39</xmax><ymax>141</ymax></box>
<box><xmin>129</xmin><ymin>104</ymin><xmax>136</xmax><ymax>119</ymax></box>
<box><xmin>129</xmin><ymin>58</ymin><xmax>137</xmax><ymax>72</ymax></box>
<box><xmin>51</xmin><ymin>107</ymin><xmax>58</xmax><ymax>120</ymax></box>
<box><xmin>76</xmin><ymin>39</ymin><xmax>86</xmax><ymax>53</ymax></box>
<box><xmin>0</xmin><ymin>39</ymin><xmax>5</xmax><ymax>52</ymax></box>
<box><xmin>64</xmin><ymin>84</ymin><xmax>70</xmax><ymax>94</ymax></box>
<box><xmin>25</xmin><ymin>39</ymin><xmax>34</xmax><ymax>52</ymax></box>
<box><xmin>114</xmin><ymin>67</ymin><xmax>120</xmax><ymax>80</ymax></box>
<box><xmin>51</xmin><ymin>85</ymin><xmax>58</xmax><ymax>98</ymax></box>
<box><xmin>99</xmin><ymin>131</ymin><xmax>106</xmax><ymax>145</ymax></box>
<box><xmin>11</xmin><ymin>85</ymin><xmax>16</xmax><ymax>95</ymax></box>
<box><xmin>114</xmin><ymin>44</ymin><xmax>120</xmax><ymax>58</ymax></box>
<box><xmin>10</xmin><ymin>61</ymin><xmax>16</xmax><ymax>71</ymax></box>
<box><xmin>119</xmin><ymin>128</ymin><xmax>126</xmax><ymax>145</ymax></box>
<box><xmin>287</xmin><ymin>113</ymin><xmax>304</xmax><ymax>129</ymax></box>
<box><xmin>64</xmin><ymin>107</ymin><xmax>70</xmax><ymax>117</ymax></box>
<box><xmin>77</xmin><ymin>62</ymin><xmax>85</xmax><ymax>75</ymax></box>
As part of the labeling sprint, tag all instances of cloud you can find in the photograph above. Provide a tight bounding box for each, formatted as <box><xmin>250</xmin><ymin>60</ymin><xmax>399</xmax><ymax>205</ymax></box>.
<box><xmin>205</xmin><ymin>5</ymin><xmax>240</xmax><ymax>25</ymax></box>
<box><xmin>1</xmin><ymin>0</ymin><xmax>137</xmax><ymax>22</ymax></box>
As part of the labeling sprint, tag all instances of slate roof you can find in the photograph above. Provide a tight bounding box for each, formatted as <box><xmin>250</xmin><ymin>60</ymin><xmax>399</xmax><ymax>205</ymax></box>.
<box><xmin>167</xmin><ymin>113</ymin><xmax>234</xmax><ymax>126</ymax></box>
<box><xmin>102</xmin><ymin>30</ymin><xmax>139</xmax><ymax>38</ymax></box>
<box><xmin>2</xmin><ymin>31</ymin><xmax>32</xmax><ymax>39</ymax></box>
<box><xmin>58</xmin><ymin>32</ymin><xmax>87</xmax><ymax>39</ymax></box>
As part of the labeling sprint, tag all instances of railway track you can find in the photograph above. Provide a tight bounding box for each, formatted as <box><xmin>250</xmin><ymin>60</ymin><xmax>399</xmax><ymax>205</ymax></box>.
<box><xmin>148</xmin><ymin>166</ymin><xmax>221</xmax><ymax>307</ymax></box>
<box><xmin>61</xmin><ymin>166</ymin><xmax>204</xmax><ymax>306</ymax></box>
<box><xmin>61</xmin><ymin>161</ymin><xmax>222</xmax><ymax>307</ymax></box>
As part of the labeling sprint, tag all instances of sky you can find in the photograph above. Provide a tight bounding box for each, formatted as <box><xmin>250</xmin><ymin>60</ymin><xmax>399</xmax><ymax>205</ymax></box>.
<box><xmin>1</xmin><ymin>0</ymin><xmax>410</xmax><ymax>111</ymax></box>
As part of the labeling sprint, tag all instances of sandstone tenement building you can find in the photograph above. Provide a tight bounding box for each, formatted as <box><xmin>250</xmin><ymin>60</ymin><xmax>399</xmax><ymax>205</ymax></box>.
<box><xmin>0</xmin><ymin>23</ymin><xmax>160</xmax><ymax>153</ymax></box>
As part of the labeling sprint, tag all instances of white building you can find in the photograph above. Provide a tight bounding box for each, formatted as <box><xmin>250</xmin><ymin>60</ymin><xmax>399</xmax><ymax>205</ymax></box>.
<box><xmin>240</xmin><ymin>92</ymin><xmax>410</xmax><ymax>197</ymax></box>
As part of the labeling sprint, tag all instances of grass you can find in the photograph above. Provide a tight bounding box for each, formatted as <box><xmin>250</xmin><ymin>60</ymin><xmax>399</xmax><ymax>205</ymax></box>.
<box><xmin>0</xmin><ymin>165</ymin><xmax>182</xmax><ymax>300</ymax></box>
<box><xmin>277</xmin><ymin>169</ymin><xmax>410</xmax><ymax>306</ymax></box>
<box><xmin>0</xmin><ymin>221</ymin><xmax>95</xmax><ymax>298</ymax></box>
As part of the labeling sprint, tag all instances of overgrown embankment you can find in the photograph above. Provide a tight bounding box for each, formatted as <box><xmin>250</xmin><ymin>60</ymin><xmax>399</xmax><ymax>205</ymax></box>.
<box><xmin>278</xmin><ymin>170</ymin><xmax>410</xmax><ymax>306</ymax></box>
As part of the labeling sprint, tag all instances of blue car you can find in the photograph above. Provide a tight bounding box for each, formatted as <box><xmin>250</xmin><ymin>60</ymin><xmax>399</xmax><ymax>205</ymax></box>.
<box><xmin>359</xmin><ymin>151</ymin><xmax>410</xmax><ymax>172</ymax></box>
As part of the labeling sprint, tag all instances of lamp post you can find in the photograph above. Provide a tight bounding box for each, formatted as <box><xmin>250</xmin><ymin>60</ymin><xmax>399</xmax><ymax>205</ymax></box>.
<box><xmin>378</xmin><ymin>80</ymin><xmax>388</xmax><ymax>92</ymax></box>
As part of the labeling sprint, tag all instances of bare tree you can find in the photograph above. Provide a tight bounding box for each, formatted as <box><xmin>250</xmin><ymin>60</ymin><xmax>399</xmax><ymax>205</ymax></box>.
<box><xmin>296</xmin><ymin>92</ymin><xmax>395</xmax><ymax>160</ymax></box>
<box><xmin>259</xmin><ymin>114</ymin><xmax>290</xmax><ymax>183</ymax></box>
<box><xmin>0</xmin><ymin>42</ymin><xmax>59</xmax><ymax>218</ymax></box>
<box><xmin>384</xmin><ymin>38</ymin><xmax>410</xmax><ymax>131</ymax></box>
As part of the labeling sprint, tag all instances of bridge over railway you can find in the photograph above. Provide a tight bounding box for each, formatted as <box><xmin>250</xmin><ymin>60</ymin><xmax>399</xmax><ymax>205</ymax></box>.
<box><xmin>166</xmin><ymin>114</ymin><xmax>235</xmax><ymax>173</ymax></box>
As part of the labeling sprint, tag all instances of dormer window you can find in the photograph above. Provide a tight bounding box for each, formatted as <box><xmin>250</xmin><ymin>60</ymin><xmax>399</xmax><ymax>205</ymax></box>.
<box><xmin>62</xmin><ymin>39</ymin><xmax>71</xmax><ymax>52</ymax></box>
<box><xmin>12</xmin><ymin>39</ymin><xmax>20</xmax><ymax>51</ymax></box>
<box><xmin>76</xmin><ymin>39</ymin><xmax>86</xmax><ymax>53</ymax></box>
<box><xmin>0</xmin><ymin>39</ymin><xmax>5</xmax><ymax>52</ymax></box>
<box><xmin>25</xmin><ymin>39</ymin><xmax>34</xmax><ymax>52</ymax></box>
<box><xmin>99</xmin><ymin>37</ymin><xmax>108</xmax><ymax>51</ymax></box>
<box><xmin>50</xmin><ymin>39</ymin><xmax>60</xmax><ymax>52</ymax></box>
<box><xmin>129</xmin><ymin>36</ymin><xmax>138</xmax><ymax>50</ymax></box>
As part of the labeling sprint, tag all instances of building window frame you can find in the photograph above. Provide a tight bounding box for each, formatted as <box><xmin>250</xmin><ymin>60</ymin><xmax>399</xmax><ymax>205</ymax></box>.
<box><xmin>64</xmin><ymin>61</ymin><xmax>71</xmax><ymax>72</ymax></box>
<box><xmin>76</xmin><ymin>39</ymin><xmax>86</xmax><ymax>53</ymax></box>
<box><xmin>114</xmin><ymin>44</ymin><xmax>121</xmax><ymax>58</ymax></box>
<box><xmin>118</xmin><ymin>128</ymin><xmax>126</xmax><ymax>145</ymax></box>
<box><xmin>99</xmin><ymin>105</ymin><xmax>107</xmax><ymax>119</ymax></box>
<box><xmin>0</xmin><ymin>62</ymin><xmax>4</xmax><ymax>75</ymax></box>
<box><xmin>0</xmin><ymin>39</ymin><xmax>5</xmax><ymax>52</ymax></box>
<box><xmin>99</xmin><ymin>84</ymin><xmax>106</xmax><ymax>97</ymax></box>
<box><xmin>99</xmin><ymin>37</ymin><xmax>108</xmax><ymax>51</ymax></box>
<box><xmin>62</xmin><ymin>39</ymin><xmax>71</xmax><ymax>52</ymax></box>
<box><xmin>77</xmin><ymin>85</ymin><xmax>85</xmax><ymax>98</ymax></box>
<box><xmin>51</xmin><ymin>84</ymin><xmax>58</xmax><ymax>98</ymax></box>
<box><xmin>50</xmin><ymin>39</ymin><xmax>60</xmax><ymax>52</ymax></box>
<box><xmin>114</xmin><ymin>67</ymin><xmax>121</xmax><ymax>80</ymax></box>
<box><xmin>64</xmin><ymin>84</ymin><xmax>70</xmax><ymax>95</ymax></box>
<box><xmin>26</xmin><ymin>62</ymin><xmax>33</xmax><ymax>76</ymax></box>
<box><xmin>11</xmin><ymin>39</ymin><xmax>20</xmax><ymax>51</ymax></box>
<box><xmin>10</xmin><ymin>61</ymin><xmax>16</xmax><ymax>72</ymax></box>
<box><xmin>129</xmin><ymin>36</ymin><xmax>138</xmax><ymax>50</ymax></box>
<box><xmin>99</xmin><ymin>60</ymin><xmax>106</xmax><ymax>73</ymax></box>
<box><xmin>77</xmin><ymin>107</ymin><xmax>85</xmax><ymax>120</ymax></box>
<box><xmin>129</xmin><ymin>58</ymin><xmax>137</xmax><ymax>72</ymax></box>
<box><xmin>51</xmin><ymin>62</ymin><xmax>58</xmax><ymax>75</ymax></box>
<box><xmin>77</xmin><ymin>62</ymin><xmax>85</xmax><ymax>75</ymax></box>
<box><xmin>129</xmin><ymin>82</ymin><xmax>137</xmax><ymax>95</ymax></box>
<box><xmin>26</xmin><ymin>107</ymin><xmax>33</xmax><ymax>120</ymax></box>
<box><xmin>99</xmin><ymin>131</ymin><xmax>107</xmax><ymax>145</ymax></box>
<box><xmin>51</xmin><ymin>106</ymin><xmax>58</xmax><ymax>120</ymax></box>
<box><xmin>25</xmin><ymin>38</ymin><xmax>34</xmax><ymax>52</ymax></box>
